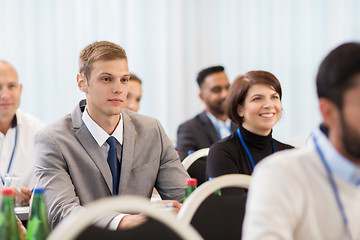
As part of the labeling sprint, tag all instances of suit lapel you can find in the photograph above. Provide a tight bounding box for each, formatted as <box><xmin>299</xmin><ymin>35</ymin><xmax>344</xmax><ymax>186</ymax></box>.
<box><xmin>118</xmin><ymin>111</ymin><xmax>135</xmax><ymax>194</ymax></box>
<box><xmin>71</xmin><ymin>100</ymin><xmax>114</xmax><ymax>194</ymax></box>
<box><xmin>199</xmin><ymin>111</ymin><xmax>219</xmax><ymax>143</ymax></box>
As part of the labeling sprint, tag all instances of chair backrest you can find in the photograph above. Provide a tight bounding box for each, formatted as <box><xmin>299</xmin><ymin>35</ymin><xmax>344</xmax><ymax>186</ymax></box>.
<box><xmin>182</xmin><ymin>148</ymin><xmax>209</xmax><ymax>170</ymax></box>
<box><xmin>48</xmin><ymin>196</ymin><xmax>203</xmax><ymax>240</ymax></box>
<box><xmin>178</xmin><ymin>174</ymin><xmax>251</xmax><ymax>240</ymax></box>
<box><xmin>182</xmin><ymin>148</ymin><xmax>209</xmax><ymax>185</ymax></box>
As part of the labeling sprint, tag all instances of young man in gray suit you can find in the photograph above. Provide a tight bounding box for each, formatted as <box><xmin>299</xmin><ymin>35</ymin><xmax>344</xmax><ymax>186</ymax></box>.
<box><xmin>34</xmin><ymin>41</ymin><xmax>189</xmax><ymax>230</ymax></box>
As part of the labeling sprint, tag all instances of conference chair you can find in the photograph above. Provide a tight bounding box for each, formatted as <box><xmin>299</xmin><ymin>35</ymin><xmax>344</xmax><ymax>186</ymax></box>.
<box><xmin>182</xmin><ymin>148</ymin><xmax>209</xmax><ymax>186</ymax></box>
<box><xmin>178</xmin><ymin>174</ymin><xmax>251</xmax><ymax>240</ymax></box>
<box><xmin>48</xmin><ymin>196</ymin><xmax>203</xmax><ymax>240</ymax></box>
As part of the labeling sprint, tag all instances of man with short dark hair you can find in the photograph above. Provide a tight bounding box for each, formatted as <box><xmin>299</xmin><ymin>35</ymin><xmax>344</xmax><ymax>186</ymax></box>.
<box><xmin>176</xmin><ymin>66</ymin><xmax>236</xmax><ymax>160</ymax></box>
<box><xmin>243</xmin><ymin>42</ymin><xmax>360</xmax><ymax>239</ymax></box>
<box><xmin>35</xmin><ymin>41</ymin><xmax>189</xmax><ymax>230</ymax></box>
<box><xmin>176</xmin><ymin>66</ymin><xmax>236</xmax><ymax>185</ymax></box>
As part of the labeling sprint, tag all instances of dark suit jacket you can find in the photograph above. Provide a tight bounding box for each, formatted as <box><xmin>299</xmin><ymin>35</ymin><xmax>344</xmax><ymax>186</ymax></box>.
<box><xmin>176</xmin><ymin>111</ymin><xmax>237</xmax><ymax>161</ymax></box>
<box><xmin>34</xmin><ymin>100</ymin><xmax>189</xmax><ymax>229</ymax></box>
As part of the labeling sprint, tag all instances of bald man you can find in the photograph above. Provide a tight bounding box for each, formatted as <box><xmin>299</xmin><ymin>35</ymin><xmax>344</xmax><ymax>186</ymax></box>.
<box><xmin>0</xmin><ymin>60</ymin><xmax>44</xmax><ymax>205</ymax></box>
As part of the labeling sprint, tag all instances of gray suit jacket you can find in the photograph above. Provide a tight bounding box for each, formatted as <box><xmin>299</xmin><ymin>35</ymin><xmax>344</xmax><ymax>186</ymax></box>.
<box><xmin>34</xmin><ymin>100</ymin><xmax>189</xmax><ymax>229</ymax></box>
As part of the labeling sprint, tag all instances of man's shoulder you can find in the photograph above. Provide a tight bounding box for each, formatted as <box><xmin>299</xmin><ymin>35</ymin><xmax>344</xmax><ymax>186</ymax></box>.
<box><xmin>178</xmin><ymin>111</ymin><xmax>209</xmax><ymax>128</ymax></box>
<box><xmin>122</xmin><ymin>110</ymin><xmax>159</xmax><ymax>128</ymax></box>
<box><xmin>16</xmin><ymin>109</ymin><xmax>45</xmax><ymax>130</ymax></box>
<box><xmin>38</xmin><ymin>114</ymin><xmax>72</xmax><ymax>137</ymax></box>
<box><xmin>123</xmin><ymin>109</ymin><xmax>155</xmax><ymax>120</ymax></box>
<box><xmin>258</xmin><ymin>146</ymin><xmax>318</xmax><ymax>173</ymax></box>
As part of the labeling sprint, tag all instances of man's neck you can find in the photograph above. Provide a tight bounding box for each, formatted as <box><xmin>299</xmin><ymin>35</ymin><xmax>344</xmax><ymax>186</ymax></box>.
<box><xmin>86</xmin><ymin>109</ymin><xmax>120</xmax><ymax>135</ymax></box>
<box><xmin>101</xmin><ymin>117</ymin><xmax>121</xmax><ymax>135</ymax></box>
<box><xmin>207</xmin><ymin>111</ymin><xmax>227</xmax><ymax>122</ymax></box>
<box><xmin>0</xmin><ymin>115</ymin><xmax>14</xmax><ymax>135</ymax></box>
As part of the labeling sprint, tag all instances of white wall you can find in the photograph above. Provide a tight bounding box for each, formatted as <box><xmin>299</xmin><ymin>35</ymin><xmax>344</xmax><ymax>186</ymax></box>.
<box><xmin>1</xmin><ymin>0</ymin><xmax>359</xmax><ymax>146</ymax></box>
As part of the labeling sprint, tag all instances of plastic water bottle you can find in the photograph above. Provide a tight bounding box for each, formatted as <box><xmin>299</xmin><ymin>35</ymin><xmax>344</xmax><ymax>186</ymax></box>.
<box><xmin>0</xmin><ymin>188</ymin><xmax>21</xmax><ymax>240</ymax></box>
<box><xmin>208</xmin><ymin>177</ymin><xmax>222</xmax><ymax>196</ymax></box>
<box><xmin>26</xmin><ymin>188</ymin><xmax>51</xmax><ymax>240</ymax></box>
<box><xmin>183</xmin><ymin>178</ymin><xmax>197</xmax><ymax>202</ymax></box>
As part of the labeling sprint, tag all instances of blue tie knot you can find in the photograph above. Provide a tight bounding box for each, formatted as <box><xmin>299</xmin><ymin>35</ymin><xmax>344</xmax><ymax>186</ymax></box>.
<box><xmin>106</xmin><ymin>136</ymin><xmax>117</xmax><ymax>148</ymax></box>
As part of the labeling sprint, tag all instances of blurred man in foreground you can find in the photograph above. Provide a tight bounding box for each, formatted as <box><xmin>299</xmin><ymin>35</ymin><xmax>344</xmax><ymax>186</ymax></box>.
<box><xmin>243</xmin><ymin>42</ymin><xmax>360</xmax><ymax>239</ymax></box>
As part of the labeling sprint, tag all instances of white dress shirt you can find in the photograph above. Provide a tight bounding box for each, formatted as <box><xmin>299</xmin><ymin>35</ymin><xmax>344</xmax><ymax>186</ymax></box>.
<box><xmin>206</xmin><ymin>111</ymin><xmax>232</xmax><ymax>139</ymax></box>
<box><xmin>243</xmin><ymin>125</ymin><xmax>360</xmax><ymax>240</ymax></box>
<box><xmin>0</xmin><ymin>110</ymin><xmax>44</xmax><ymax>188</ymax></box>
<box><xmin>314</xmin><ymin>126</ymin><xmax>360</xmax><ymax>187</ymax></box>
<box><xmin>82</xmin><ymin>108</ymin><xmax>126</xmax><ymax>230</ymax></box>
<box><xmin>82</xmin><ymin>108</ymin><xmax>123</xmax><ymax>157</ymax></box>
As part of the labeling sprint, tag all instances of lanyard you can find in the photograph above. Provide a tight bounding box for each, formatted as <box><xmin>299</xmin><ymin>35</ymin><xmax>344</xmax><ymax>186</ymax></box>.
<box><xmin>312</xmin><ymin>135</ymin><xmax>352</xmax><ymax>240</ymax></box>
<box><xmin>1</xmin><ymin>126</ymin><xmax>18</xmax><ymax>185</ymax></box>
<box><xmin>237</xmin><ymin>128</ymin><xmax>275</xmax><ymax>169</ymax></box>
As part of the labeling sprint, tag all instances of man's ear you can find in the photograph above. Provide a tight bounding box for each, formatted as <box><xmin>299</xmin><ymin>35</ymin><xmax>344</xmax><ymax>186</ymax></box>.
<box><xmin>77</xmin><ymin>74</ymin><xmax>88</xmax><ymax>93</ymax></box>
<box><xmin>319</xmin><ymin>98</ymin><xmax>339</xmax><ymax>129</ymax></box>
<box><xmin>199</xmin><ymin>91</ymin><xmax>204</xmax><ymax>102</ymax></box>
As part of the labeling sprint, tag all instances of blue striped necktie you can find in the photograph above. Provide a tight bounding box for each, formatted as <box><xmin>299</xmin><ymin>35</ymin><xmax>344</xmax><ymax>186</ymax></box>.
<box><xmin>106</xmin><ymin>136</ymin><xmax>120</xmax><ymax>195</ymax></box>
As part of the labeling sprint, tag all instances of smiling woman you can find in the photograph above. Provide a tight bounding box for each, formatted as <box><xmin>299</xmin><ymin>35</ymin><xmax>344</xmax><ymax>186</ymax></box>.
<box><xmin>230</xmin><ymin>71</ymin><xmax>282</xmax><ymax>136</ymax></box>
<box><xmin>206</xmin><ymin>70</ymin><xmax>294</xmax><ymax>183</ymax></box>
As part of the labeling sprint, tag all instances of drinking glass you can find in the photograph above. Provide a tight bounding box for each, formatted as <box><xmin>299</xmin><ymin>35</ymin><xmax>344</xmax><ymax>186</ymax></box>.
<box><xmin>4</xmin><ymin>173</ymin><xmax>21</xmax><ymax>207</ymax></box>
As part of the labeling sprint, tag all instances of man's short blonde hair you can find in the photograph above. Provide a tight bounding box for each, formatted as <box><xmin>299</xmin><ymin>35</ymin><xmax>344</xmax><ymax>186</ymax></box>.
<box><xmin>79</xmin><ymin>41</ymin><xmax>127</xmax><ymax>80</ymax></box>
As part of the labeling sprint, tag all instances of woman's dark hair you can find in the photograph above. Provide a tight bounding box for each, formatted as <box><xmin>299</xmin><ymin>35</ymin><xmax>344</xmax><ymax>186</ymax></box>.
<box><xmin>226</xmin><ymin>70</ymin><xmax>282</xmax><ymax>124</ymax></box>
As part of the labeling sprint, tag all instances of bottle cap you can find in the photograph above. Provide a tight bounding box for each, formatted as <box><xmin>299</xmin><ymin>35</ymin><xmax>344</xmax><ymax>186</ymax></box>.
<box><xmin>34</xmin><ymin>188</ymin><xmax>45</xmax><ymax>194</ymax></box>
<box><xmin>2</xmin><ymin>188</ymin><xmax>14</xmax><ymax>196</ymax></box>
<box><xmin>187</xmin><ymin>150</ymin><xmax>195</xmax><ymax>156</ymax></box>
<box><xmin>186</xmin><ymin>178</ymin><xmax>197</xmax><ymax>186</ymax></box>
<box><xmin>208</xmin><ymin>177</ymin><xmax>215</xmax><ymax>181</ymax></box>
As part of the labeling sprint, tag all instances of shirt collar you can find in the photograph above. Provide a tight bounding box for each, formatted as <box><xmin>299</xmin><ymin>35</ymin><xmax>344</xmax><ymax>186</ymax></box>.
<box><xmin>313</xmin><ymin>125</ymin><xmax>360</xmax><ymax>187</ymax></box>
<box><xmin>82</xmin><ymin>107</ymin><xmax>123</xmax><ymax>147</ymax></box>
<box><xmin>206</xmin><ymin>111</ymin><xmax>231</xmax><ymax>129</ymax></box>
<box><xmin>11</xmin><ymin>114</ymin><xmax>17</xmax><ymax>128</ymax></box>
<box><xmin>0</xmin><ymin>113</ymin><xmax>17</xmax><ymax>138</ymax></box>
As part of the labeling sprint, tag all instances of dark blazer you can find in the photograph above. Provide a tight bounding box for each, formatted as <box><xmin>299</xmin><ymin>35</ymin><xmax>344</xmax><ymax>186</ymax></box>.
<box><xmin>34</xmin><ymin>100</ymin><xmax>189</xmax><ymax>229</ymax></box>
<box><xmin>176</xmin><ymin>111</ymin><xmax>237</xmax><ymax>161</ymax></box>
